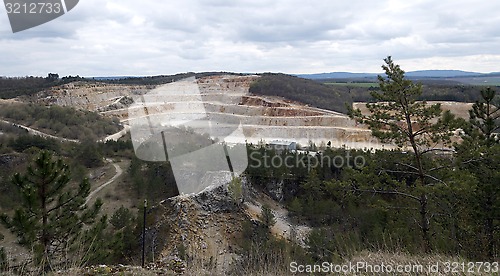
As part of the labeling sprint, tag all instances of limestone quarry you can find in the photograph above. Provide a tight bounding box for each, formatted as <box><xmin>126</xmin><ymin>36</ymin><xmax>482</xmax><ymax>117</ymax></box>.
<box><xmin>38</xmin><ymin>75</ymin><xmax>389</xmax><ymax>150</ymax></box>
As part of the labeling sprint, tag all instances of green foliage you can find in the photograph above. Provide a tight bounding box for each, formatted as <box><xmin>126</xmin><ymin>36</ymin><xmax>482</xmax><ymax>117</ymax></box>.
<box><xmin>0</xmin><ymin>76</ymin><xmax>55</xmax><ymax>99</ymax></box>
<box><xmin>77</xmin><ymin>215</ymin><xmax>108</xmax><ymax>265</ymax></box>
<box><xmin>0</xmin><ymin>247</ymin><xmax>7</xmax><ymax>271</ymax></box>
<box><xmin>349</xmin><ymin>56</ymin><xmax>454</xmax><ymax>152</ymax></box>
<box><xmin>292</xmin><ymin>150</ymin><xmax>458</xmax><ymax>256</ymax></box>
<box><xmin>245</xmin><ymin>145</ymin><xmax>310</xmax><ymax>191</ymax></box>
<box><xmin>101</xmin><ymin>139</ymin><xmax>134</xmax><ymax>158</ymax></box>
<box><xmin>74</xmin><ymin>141</ymin><xmax>104</xmax><ymax>168</ymax></box>
<box><xmin>0</xmin><ymin>150</ymin><xmax>104</xmax><ymax>270</ymax></box>
<box><xmin>305</xmin><ymin>227</ymin><xmax>365</xmax><ymax>261</ymax></box>
<box><xmin>228</xmin><ymin>177</ymin><xmax>243</xmax><ymax>205</ymax></box>
<box><xmin>0</xmin><ymin>75</ymin><xmax>85</xmax><ymax>99</ymax></box>
<box><xmin>454</xmin><ymin>89</ymin><xmax>500</xmax><ymax>260</ymax></box>
<box><xmin>9</xmin><ymin>135</ymin><xmax>60</xmax><ymax>153</ymax></box>
<box><xmin>246</xmin><ymin>140</ymin><xmax>495</xmax><ymax>260</ymax></box>
<box><xmin>0</xmin><ymin>103</ymin><xmax>121</xmax><ymax>141</ymax></box>
<box><xmin>259</xmin><ymin>204</ymin><xmax>276</xmax><ymax>230</ymax></box>
<box><xmin>238</xmin><ymin>218</ymin><xmax>309</xmax><ymax>274</ymax></box>
<box><xmin>0</xmin><ymin>154</ymin><xmax>25</xmax><ymax>209</ymax></box>
<box><xmin>128</xmin><ymin>156</ymin><xmax>178</xmax><ymax>204</ymax></box>
<box><xmin>105</xmin><ymin>207</ymin><xmax>139</xmax><ymax>264</ymax></box>
<box><xmin>0</xmin><ymin>121</ymin><xmax>27</xmax><ymax>136</ymax></box>
<box><xmin>110</xmin><ymin>206</ymin><xmax>134</xmax><ymax>230</ymax></box>
<box><xmin>325</xmin><ymin>81</ymin><xmax>487</xmax><ymax>102</ymax></box>
<box><xmin>287</xmin><ymin>197</ymin><xmax>302</xmax><ymax>216</ymax></box>
<box><xmin>242</xmin><ymin>62</ymin><xmax>497</xmax><ymax>260</ymax></box>
<box><xmin>347</xmin><ymin>57</ymin><xmax>463</xmax><ymax>252</ymax></box>
<box><xmin>249</xmin><ymin>73</ymin><xmax>353</xmax><ymax>113</ymax></box>
<box><xmin>466</xmin><ymin>87</ymin><xmax>500</xmax><ymax>146</ymax></box>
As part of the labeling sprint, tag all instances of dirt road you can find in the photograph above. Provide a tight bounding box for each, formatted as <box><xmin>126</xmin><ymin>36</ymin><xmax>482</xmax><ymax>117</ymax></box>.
<box><xmin>0</xmin><ymin>119</ymin><xmax>79</xmax><ymax>143</ymax></box>
<box><xmin>84</xmin><ymin>159</ymin><xmax>124</xmax><ymax>206</ymax></box>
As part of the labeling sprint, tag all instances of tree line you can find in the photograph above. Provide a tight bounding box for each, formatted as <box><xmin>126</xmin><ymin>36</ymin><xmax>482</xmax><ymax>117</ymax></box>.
<box><xmin>323</xmin><ymin>80</ymin><xmax>492</xmax><ymax>103</ymax></box>
<box><xmin>0</xmin><ymin>74</ymin><xmax>85</xmax><ymax>99</ymax></box>
<box><xmin>249</xmin><ymin>73</ymin><xmax>353</xmax><ymax>114</ymax></box>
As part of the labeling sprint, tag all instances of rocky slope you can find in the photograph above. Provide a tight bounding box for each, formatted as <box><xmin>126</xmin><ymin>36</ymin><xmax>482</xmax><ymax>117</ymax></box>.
<box><xmin>140</xmin><ymin>180</ymin><xmax>310</xmax><ymax>274</ymax></box>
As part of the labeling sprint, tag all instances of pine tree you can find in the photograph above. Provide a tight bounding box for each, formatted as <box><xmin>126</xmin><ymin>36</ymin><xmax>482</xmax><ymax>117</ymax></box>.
<box><xmin>467</xmin><ymin>87</ymin><xmax>500</xmax><ymax>146</ymax></box>
<box><xmin>457</xmin><ymin>87</ymin><xmax>500</xmax><ymax>260</ymax></box>
<box><xmin>0</xmin><ymin>246</ymin><xmax>7</xmax><ymax>271</ymax></box>
<box><xmin>0</xmin><ymin>150</ymin><xmax>103</xmax><ymax>271</ymax></box>
<box><xmin>348</xmin><ymin>56</ymin><xmax>458</xmax><ymax>253</ymax></box>
<box><xmin>228</xmin><ymin>177</ymin><xmax>243</xmax><ymax>205</ymax></box>
<box><xmin>260</xmin><ymin>204</ymin><xmax>276</xmax><ymax>230</ymax></box>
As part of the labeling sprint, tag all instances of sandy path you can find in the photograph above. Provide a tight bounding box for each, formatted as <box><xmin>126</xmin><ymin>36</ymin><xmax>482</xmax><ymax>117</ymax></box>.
<box><xmin>0</xmin><ymin>119</ymin><xmax>79</xmax><ymax>143</ymax></box>
<box><xmin>84</xmin><ymin>159</ymin><xmax>123</xmax><ymax>206</ymax></box>
<box><xmin>101</xmin><ymin>124</ymin><xmax>130</xmax><ymax>142</ymax></box>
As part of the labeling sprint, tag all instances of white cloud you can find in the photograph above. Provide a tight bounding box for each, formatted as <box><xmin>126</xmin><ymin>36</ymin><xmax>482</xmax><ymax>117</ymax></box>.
<box><xmin>0</xmin><ymin>0</ymin><xmax>499</xmax><ymax>76</ymax></box>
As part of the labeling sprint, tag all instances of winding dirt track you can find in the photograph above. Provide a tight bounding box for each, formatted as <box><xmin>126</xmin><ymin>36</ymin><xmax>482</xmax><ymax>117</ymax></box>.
<box><xmin>0</xmin><ymin>119</ymin><xmax>79</xmax><ymax>143</ymax></box>
<box><xmin>84</xmin><ymin>159</ymin><xmax>123</xmax><ymax>206</ymax></box>
<box><xmin>0</xmin><ymin>118</ymin><xmax>127</xmax><ymax>206</ymax></box>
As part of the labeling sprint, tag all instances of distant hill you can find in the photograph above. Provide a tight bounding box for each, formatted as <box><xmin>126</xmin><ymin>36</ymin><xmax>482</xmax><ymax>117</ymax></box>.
<box><xmin>405</xmin><ymin>70</ymin><xmax>482</xmax><ymax>78</ymax></box>
<box><xmin>299</xmin><ymin>70</ymin><xmax>484</xmax><ymax>80</ymax></box>
<box><xmin>297</xmin><ymin>72</ymin><xmax>378</xmax><ymax>79</ymax></box>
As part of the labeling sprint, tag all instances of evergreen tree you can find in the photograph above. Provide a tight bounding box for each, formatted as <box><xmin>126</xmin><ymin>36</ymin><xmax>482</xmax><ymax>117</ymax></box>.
<box><xmin>0</xmin><ymin>246</ymin><xmax>7</xmax><ymax>271</ymax></box>
<box><xmin>348</xmin><ymin>56</ymin><xmax>458</xmax><ymax>252</ymax></box>
<box><xmin>75</xmin><ymin>140</ymin><xmax>104</xmax><ymax>168</ymax></box>
<box><xmin>457</xmin><ymin>87</ymin><xmax>500</xmax><ymax>260</ymax></box>
<box><xmin>107</xmin><ymin>207</ymin><xmax>138</xmax><ymax>264</ymax></box>
<box><xmin>467</xmin><ymin>87</ymin><xmax>500</xmax><ymax>146</ymax></box>
<box><xmin>260</xmin><ymin>204</ymin><xmax>276</xmax><ymax>230</ymax></box>
<box><xmin>0</xmin><ymin>150</ymin><xmax>103</xmax><ymax>271</ymax></box>
<box><xmin>228</xmin><ymin>176</ymin><xmax>244</xmax><ymax>205</ymax></box>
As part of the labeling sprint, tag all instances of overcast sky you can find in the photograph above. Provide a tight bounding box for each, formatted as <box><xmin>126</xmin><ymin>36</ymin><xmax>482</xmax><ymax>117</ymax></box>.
<box><xmin>1</xmin><ymin>0</ymin><xmax>500</xmax><ymax>77</ymax></box>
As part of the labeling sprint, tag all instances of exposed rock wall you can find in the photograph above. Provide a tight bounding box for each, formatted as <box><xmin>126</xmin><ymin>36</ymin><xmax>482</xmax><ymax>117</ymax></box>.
<box><xmin>148</xmin><ymin>185</ymin><xmax>245</xmax><ymax>272</ymax></box>
<box><xmin>34</xmin><ymin>75</ymin><xmax>393</xmax><ymax>149</ymax></box>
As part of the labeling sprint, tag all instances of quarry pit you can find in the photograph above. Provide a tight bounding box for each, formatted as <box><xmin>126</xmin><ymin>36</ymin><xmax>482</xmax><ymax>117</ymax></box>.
<box><xmin>42</xmin><ymin>75</ymin><xmax>389</xmax><ymax>150</ymax></box>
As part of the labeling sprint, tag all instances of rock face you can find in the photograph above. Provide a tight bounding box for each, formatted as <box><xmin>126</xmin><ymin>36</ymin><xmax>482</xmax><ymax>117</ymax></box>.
<box><xmin>36</xmin><ymin>82</ymin><xmax>152</xmax><ymax>111</ymax></box>
<box><xmin>265</xmin><ymin>179</ymin><xmax>285</xmax><ymax>202</ymax></box>
<box><xmin>34</xmin><ymin>75</ymin><xmax>392</xmax><ymax>150</ymax></box>
<box><xmin>192</xmin><ymin>185</ymin><xmax>240</xmax><ymax>213</ymax></box>
<box><xmin>147</xmin><ymin>185</ymin><xmax>246</xmax><ymax>273</ymax></box>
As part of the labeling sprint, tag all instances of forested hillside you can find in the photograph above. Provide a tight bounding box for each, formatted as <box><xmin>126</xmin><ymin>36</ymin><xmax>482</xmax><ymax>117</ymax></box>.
<box><xmin>322</xmin><ymin>80</ymin><xmax>491</xmax><ymax>102</ymax></box>
<box><xmin>249</xmin><ymin>73</ymin><xmax>353</xmax><ymax>113</ymax></box>
<box><xmin>0</xmin><ymin>75</ymin><xmax>84</xmax><ymax>99</ymax></box>
<box><xmin>0</xmin><ymin>103</ymin><xmax>121</xmax><ymax>141</ymax></box>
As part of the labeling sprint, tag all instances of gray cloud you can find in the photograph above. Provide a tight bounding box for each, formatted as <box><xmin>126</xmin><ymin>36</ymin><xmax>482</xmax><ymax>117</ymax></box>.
<box><xmin>1</xmin><ymin>0</ymin><xmax>500</xmax><ymax>77</ymax></box>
